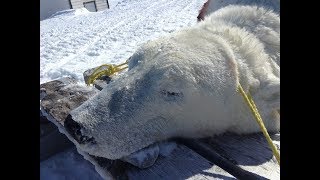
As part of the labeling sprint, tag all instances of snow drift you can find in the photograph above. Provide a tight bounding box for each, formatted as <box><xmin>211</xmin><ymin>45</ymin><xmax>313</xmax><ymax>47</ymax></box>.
<box><xmin>49</xmin><ymin>8</ymin><xmax>90</xmax><ymax>19</ymax></box>
<box><xmin>66</xmin><ymin>5</ymin><xmax>280</xmax><ymax>160</ymax></box>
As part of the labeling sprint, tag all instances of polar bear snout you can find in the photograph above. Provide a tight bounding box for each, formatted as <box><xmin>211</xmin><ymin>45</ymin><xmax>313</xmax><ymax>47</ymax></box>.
<box><xmin>65</xmin><ymin>114</ymin><xmax>96</xmax><ymax>145</ymax></box>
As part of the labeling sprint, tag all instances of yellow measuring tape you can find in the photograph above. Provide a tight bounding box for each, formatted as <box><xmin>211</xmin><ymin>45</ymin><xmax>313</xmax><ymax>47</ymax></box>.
<box><xmin>86</xmin><ymin>61</ymin><xmax>280</xmax><ymax>165</ymax></box>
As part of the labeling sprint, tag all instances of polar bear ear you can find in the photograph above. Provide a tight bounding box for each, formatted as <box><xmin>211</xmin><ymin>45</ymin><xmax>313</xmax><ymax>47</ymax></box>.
<box><xmin>197</xmin><ymin>0</ymin><xmax>211</xmax><ymax>21</ymax></box>
<box><xmin>127</xmin><ymin>51</ymin><xmax>145</xmax><ymax>70</ymax></box>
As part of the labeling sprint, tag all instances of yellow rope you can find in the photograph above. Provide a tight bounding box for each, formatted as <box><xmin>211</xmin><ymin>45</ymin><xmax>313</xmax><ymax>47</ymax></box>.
<box><xmin>85</xmin><ymin>60</ymin><xmax>129</xmax><ymax>85</ymax></box>
<box><xmin>237</xmin><ymin>84</ymin><xmax>280</xmax><ymax>165</ymax></box>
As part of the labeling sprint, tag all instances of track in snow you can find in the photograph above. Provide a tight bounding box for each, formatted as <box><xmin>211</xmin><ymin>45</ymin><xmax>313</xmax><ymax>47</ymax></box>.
<box><xmin>40</xmin><ymin>0</ymin><xmax>207</xmax><ymax>84</ymax></box>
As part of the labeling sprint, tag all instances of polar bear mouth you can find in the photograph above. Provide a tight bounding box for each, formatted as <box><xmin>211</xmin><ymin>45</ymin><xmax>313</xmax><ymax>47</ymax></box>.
<box><xmin>64</xmin><ymin>114</ymin><xmax>97</xmax><ymax>145</ymax></box>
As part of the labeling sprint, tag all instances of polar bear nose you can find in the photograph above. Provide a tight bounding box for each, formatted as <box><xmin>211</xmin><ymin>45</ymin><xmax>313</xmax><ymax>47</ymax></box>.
<box><xmin>64</xmin><ymin>114</ymin><xmax>96</xmax><ymax>145</ymax></box>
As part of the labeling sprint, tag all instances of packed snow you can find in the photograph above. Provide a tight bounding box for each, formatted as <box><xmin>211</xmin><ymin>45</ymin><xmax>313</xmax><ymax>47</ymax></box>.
<box><xmin>41</xmin><ymin>0</ymin><xmax>206</xmax><ymax>179</ymax></box>
<box><xmin>40</xmin><ymin>0</ymin><xmax>207</xmax><ymax>85</ymax></box>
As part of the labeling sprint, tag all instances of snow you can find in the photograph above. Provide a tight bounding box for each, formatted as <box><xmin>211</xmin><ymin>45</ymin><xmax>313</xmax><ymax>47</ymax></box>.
<box><xmin>108</xmin><ymin>0</ymin><xmax>125</xmax><ymax>8</ymax></box>
<box><xmin>40</xmin><ymin>0</ymin><xmax>207</xmax><ymax>85</ymax></box>
<box><xmin>49</xmin><ymin>8</ymin><xmax>90</xmax><ymax>19</ymax></box>
<box><xmin>41</xmin><ymin>0</ymin><xmax>206</xmax><ymax>179</ymax></box>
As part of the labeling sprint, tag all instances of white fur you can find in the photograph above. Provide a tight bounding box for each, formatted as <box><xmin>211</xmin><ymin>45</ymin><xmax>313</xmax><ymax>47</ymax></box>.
<box><xmin>70</xmin><ymin>5</ymin><xmax>280</xmax><ymax>160</ymax></box>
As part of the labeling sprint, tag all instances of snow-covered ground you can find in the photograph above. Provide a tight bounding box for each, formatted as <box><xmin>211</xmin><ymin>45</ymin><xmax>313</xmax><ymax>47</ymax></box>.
<box><xmin>40</xmin><ymin>0</ymin><xmax>206</xmax><ymax>179</ymax></box>
<box><xmin>40</xmin><ymin>0</ymin><xmax>207</xmax><ymax>85</ymax></box>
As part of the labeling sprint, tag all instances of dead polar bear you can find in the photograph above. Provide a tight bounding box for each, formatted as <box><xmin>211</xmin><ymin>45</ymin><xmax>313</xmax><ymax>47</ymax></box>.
<box><xmin>65</xmin><ymin>5</ymin><xmax>280</xmax><ymax>161</ymax></box>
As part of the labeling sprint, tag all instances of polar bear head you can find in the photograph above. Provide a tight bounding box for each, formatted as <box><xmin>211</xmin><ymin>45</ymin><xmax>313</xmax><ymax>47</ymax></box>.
<box><xmin>64</xmin><ymin>5</ymin><xmax>280</xmax><ymax>160</ymax></box>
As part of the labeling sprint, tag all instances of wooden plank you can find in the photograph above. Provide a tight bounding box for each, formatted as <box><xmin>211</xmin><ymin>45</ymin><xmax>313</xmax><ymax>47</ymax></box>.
<box><xmin>40</xmin><ymin>77</ymin><xmax>235</xmax><ymax>180</ymax></box>
<box><xmin>40</xmin><ymin>128</ymin><xmax>74</xmax><ymax>161</ymax></box>
<box><xmin>40</xmin><ymin>109</ymin><xmax>74</xmax><ymax>161</ymax></box>
<box><xmin>40</xmin><ymin>77</ymin><xmax>99</xmax><ymax>123</ymax></box>
<box><xmin>176</xmin><ymin>138</ymin><xmax>271</xmax><ymax>180</ymax></box>
<box><xmin>202</xmin><ymin>133</ymin><xmax>280</xmax><ymax>180</ymax></box>
<box><xmin>127</xmin><ymin>144</ymin><xmax>235</xmax><ymax>180</ymax></box>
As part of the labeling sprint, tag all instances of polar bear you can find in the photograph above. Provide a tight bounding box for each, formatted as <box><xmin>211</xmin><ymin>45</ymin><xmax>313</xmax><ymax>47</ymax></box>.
<box><xmin>65</xmin><ymin>5</ymin><xmax>280</xmax><ymax>160</ymax></box>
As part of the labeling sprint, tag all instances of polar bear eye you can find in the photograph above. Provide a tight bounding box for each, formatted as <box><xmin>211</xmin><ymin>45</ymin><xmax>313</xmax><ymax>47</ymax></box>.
<box><xmin>161</xmin><ymin>90</ymin><xmax>182</xmax><ymax>96</ymax></box>
<box><xmin>160</xmin><ymin>90</ymin><xmax>183</xmax><ymax>101</ymax></box>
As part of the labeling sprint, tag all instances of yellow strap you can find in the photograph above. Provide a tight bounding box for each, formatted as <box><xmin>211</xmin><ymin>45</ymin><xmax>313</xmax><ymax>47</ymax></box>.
<box><xmin>86</xmin><ymin>60</ymin><xmax>129</xmax><ymax>85</ymax></box>
<box><xmin>237</xmin><ymin>84</ymin><xmax>280</xmax><ymax>165</ymax></box>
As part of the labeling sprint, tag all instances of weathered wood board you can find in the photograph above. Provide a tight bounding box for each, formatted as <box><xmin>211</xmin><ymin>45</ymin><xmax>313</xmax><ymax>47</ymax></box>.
<box><xmin>203</xmin><ymin>133</ymin><xmax>280</xmax><ymax>179</ymax></box>
<box><xmin>40</xmin><ymin>110</ymin><xmax>74</xmax><ymax>161</ymax></box>
<box><xmin>40</xmin><ymin>126</ymin><xmax>74</xmax><ymax>161</ymax></box>
<box><xmin>40</xmin><ymin>77</ymin><xmax>280</xmax><ymax>179</ymax></box>
<box><xmin>127</xmin><ymin>144</ymin><xmax>235</xmax><ymax>180</ymax></box>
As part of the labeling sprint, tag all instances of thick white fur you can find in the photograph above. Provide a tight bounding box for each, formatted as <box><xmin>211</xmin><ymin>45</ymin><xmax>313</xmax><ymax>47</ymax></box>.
<box><xmin>70</xmin><ymin>5</ymin><xmax>280</xmax><ymax>160</ymax></box>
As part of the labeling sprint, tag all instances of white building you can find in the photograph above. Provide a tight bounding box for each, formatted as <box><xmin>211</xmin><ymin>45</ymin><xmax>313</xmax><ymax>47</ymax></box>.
<box><xmin>41</xmin><ymin>0</ymin><xmax>109</xmax><ymax>20</ymax></box>
<box><xmin>70</xmin><ymin>0</ymin><xmax>109</xmax><ymax>12</ymax></box>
